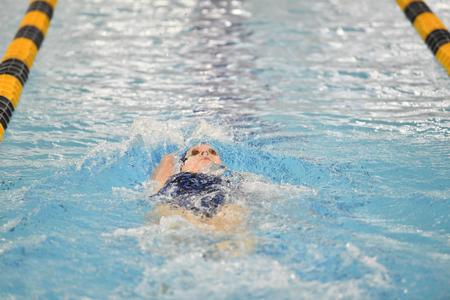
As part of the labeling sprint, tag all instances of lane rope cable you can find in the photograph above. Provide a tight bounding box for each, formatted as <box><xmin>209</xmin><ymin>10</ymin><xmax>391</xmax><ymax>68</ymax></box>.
<box><xmin>397</xmin><ymin>0</ymin><xmax>450</xmax><ymax>75</ymax></box>
<box><xmin>0</xmin><ymin>0</ymin><xmax>57</xmax><ymax>140</ymax></box>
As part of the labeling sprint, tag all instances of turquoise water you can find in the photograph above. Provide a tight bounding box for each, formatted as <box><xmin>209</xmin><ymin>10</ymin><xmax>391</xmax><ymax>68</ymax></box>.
<box><xmin>1</xmin><ymin>0</ymin><xmax>449</xmax><ymax>299</ymax></box>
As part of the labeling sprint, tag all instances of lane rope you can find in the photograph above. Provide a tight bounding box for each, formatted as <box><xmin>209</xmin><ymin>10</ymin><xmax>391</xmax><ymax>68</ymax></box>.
<box><xmin>397</xmin><ymin>0</ymin><xmax>450</xmax><ymax>75</ymax></box>
<box><xmin>0</xmin><ymin>0</ymin><xmax>57</xmax><ymax>140</ymax></box>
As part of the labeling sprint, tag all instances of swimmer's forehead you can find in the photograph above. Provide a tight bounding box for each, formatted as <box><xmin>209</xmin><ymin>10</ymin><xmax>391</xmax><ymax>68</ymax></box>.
<box><xmin>186</xmin><ymin>144</ymin><xmax>220</xmax><ymax>156</ymax></box>
<box><xmin>189</xmin><ymin>144</ymin><xmax>215</xmax><ymax>151</ymax></box>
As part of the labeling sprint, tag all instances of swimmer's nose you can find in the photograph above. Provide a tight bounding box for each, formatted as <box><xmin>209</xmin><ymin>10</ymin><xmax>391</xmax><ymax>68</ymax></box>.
<box><xmin>201</xmin><ymin>150</ymin><xmax>209</xmax><ymax>157</ymax></box>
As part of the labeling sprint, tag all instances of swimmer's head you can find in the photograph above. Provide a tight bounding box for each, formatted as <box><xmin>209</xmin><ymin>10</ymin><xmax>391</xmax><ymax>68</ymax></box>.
<box><xmin>180</xmin><ymin>143</ymin><xmax>222</xmax><ymax>173</ymax></box>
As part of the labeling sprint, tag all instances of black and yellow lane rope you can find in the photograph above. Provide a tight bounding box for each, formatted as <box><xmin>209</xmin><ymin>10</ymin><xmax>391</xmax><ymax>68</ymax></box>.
<box><xmin>397</xmin><ymin>0</ymin><xmax>450</xmax><ymax>75</ymax></box>
<box><xmin>0</xmin><ymin>0</ymin><xmax>57</xmax><ymax>140</ymax></box>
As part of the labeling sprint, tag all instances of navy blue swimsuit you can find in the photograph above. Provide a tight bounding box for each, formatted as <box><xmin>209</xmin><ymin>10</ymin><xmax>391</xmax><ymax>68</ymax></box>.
<box><xmin>157</xmin><ymin>172</ymin><xmax>228</xmax><ymax>218</ymax></box>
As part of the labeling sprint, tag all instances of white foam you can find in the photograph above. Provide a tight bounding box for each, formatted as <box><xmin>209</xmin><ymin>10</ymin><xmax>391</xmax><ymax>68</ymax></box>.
<box><xmin>346</xmin><ymin>243</ymin><xmax>388</xmax><ymax>274</ymax></box>
<box><xmin>111</xmin><ymin>186</ymin><xmax>149</xmax><ymax>201</ymax></box>
<box><xmin>130</xmin><ymin>117</ymin><xmax>186</xmax><ymax>147</ymax></box>
<box><xmin>352</xmin><ymin>232</ymin><xmax>412</xmax><ymax>252</ymax></box>
<box><xmin>75</xmin><ymin>138</ymin><xmax>134</xmax><ymax>172</ymax></box>
<box><xmin>76</xmin><ymin>117</ymin><xmax>235</xmax><ymax>173</ymax></box>
<box><xmin>0</xmin><ymin>217</ymin><xmax>22</xmax><ymax>233</ymax></box>
<box><xmin>0</xmin><ymin>235</ymin><xmax>47</xmax><ymax>257</ymax></box>
<box><xmin>130</xmin><ymin>117</ymin><xmax>233</xmax><ymax>149</ymax></box>
<box><xmin>0</xmin><ymin>238</ymin><xmax>13</xmax><ymax>256</ymax></box>
<box><xmin>358</xmin><ymin>216</ymin><xmax>450</xmax><ymax>247</ymax></box>
<box><xmin>345</xmin><ymin>243</ymin><xmax>390</xmax><ymax>288</ymax></box>
<box><xmin>239</xmin><ymin>172</ymin><xmax>315</xmax><ymax>201</ymax></box>
<box><xmin>128</xmin><ymin>250</ymin><xmax>385</xmax><ymax>300</ymax></box>
<box><xmin>187</xmin><ymin>119</ymin><xmax>233</xmax><ymax>143</ymax></box>
<box><xmin>105</xmin><ymin>216</ymin><xmax>392</xmax><ymax>299</ymax></box>
<box><xmin>105</xmin><ymin>216</ymin><xmax>213</xmax><ymax>258</ymax></box>
<box><xmin>428</xmin><ymin>252</ymin><xmax>450</xmax><ymax>262</ymax></box>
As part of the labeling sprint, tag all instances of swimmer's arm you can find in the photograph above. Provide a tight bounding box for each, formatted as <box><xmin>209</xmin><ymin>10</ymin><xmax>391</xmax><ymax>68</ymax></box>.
<box><xmin>152</xmin><ymin>154</ymin><xmax>176</xmax><ymax>190</ymax></box>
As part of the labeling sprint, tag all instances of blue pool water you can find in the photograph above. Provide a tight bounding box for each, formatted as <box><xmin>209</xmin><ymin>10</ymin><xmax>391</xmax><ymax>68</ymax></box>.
<box><xmin>1</xmin><ymin>0</ymin><xmax>449</xmax><ymax>299</ymax></box>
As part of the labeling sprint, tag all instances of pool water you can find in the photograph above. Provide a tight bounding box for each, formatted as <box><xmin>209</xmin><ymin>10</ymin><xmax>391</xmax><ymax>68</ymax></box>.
<box><xmin>1</xmin><ymin>0</ymin><xmax>449</xmax><ymax>299</ymax></box>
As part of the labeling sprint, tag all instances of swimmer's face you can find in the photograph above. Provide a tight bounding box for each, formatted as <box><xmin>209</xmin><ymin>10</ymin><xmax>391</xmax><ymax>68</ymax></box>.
<box><xmin>181</xmin><ymin>144</ymin><xmax>222</xmax><ymax>173</ymax></box>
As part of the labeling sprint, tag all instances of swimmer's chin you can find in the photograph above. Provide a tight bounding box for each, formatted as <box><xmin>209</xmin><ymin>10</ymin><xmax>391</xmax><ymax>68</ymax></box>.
<box><xmin>182</xmin><ymin>162</ymin><xmax>225</xmax><ymax>175</ymax></box>
<box><xmin>199</xmin><ymin>163</ymin><xmax>226</xmax><ymax>176</ymax></box>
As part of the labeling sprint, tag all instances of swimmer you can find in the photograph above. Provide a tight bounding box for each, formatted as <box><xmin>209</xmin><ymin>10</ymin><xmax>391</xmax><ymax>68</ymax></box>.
<box><xmin>151</xmin><ymin>143</ymin><xmax>247</xmax><ymax>233</ymax></box>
